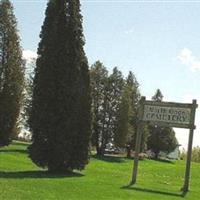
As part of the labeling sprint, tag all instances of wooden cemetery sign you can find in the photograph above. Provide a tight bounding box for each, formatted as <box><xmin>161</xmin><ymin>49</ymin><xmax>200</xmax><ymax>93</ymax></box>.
<box><xmin>131</xmin><ymin>96</ymin><xmax>198</xmax><ymax>192</ymax></box>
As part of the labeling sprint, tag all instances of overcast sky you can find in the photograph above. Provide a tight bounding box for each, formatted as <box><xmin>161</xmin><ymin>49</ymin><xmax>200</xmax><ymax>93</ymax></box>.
<box><xmin>11</xmin><ymin>0</ymin><xmax>200</xmax><ymax>149</ymax></box>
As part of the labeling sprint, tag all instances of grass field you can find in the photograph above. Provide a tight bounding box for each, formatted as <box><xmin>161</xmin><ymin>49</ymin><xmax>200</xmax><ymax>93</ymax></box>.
<box><xmin>0</xmin><ymin>141</ymin><xmax>200</xmax><ymax>200</ymax></box>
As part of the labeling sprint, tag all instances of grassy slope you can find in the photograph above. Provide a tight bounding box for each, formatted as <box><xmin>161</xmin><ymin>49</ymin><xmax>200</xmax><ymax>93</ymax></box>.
<box><xmin>0</xmin><ymin>142</ymin><xmax>200</xmax><ymax>200</ymax></box>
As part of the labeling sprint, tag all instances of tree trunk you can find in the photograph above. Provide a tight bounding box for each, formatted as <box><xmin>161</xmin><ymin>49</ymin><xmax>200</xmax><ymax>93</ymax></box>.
<box><xmin>155</xmin><ymin>150</ymin><xmax>159</xmax><ymax>160</ymax></box>
<box><xmin>126</xmin><ymin>145</ymin><xmax>131</xmax><ymax>158</ymax></box>
<box><xmin>96</xmin><ymin>146</ymin><xmax>103</xmax><ymax>156</ymax></box>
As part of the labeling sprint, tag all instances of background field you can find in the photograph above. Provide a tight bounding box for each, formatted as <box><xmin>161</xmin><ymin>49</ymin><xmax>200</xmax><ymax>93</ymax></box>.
<box><xmin>0</xmin><ymin>141</ymin><xmax>200</xmax><ymax>200</ymax></box>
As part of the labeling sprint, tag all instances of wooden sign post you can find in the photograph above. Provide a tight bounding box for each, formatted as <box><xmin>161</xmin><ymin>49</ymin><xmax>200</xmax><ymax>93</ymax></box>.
<box><xmin>130</xmin><ymin>97</ymin><xmax>198</xmax><ymax>193</ymax></box>
<box><xmin>182</xmin><ymin>99</ymin><xmax>197</xmax><ymax>192</ymax></box>
<box><xmin>131</xmin><ymin>96</ymin><xmax>145</xmax><ymax>185</ymax></box>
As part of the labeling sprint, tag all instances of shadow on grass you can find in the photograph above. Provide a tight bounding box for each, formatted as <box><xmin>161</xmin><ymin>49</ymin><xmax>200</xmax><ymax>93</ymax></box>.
<box><xmin>92</xmin><ymin>154</ymin><xmax>125</xmax><ymax>163</ymax></box>
<box><xmin>121</xmin><ymin>185</ymin><xmax>187</xmax><ymax>198</ymax></box>
<box><xmin>152</xmin><ymin>158</ymin><xmax>175</xmax><ymax>164</ymax></box>
<box><xmin>0</xmin><ymin>149</ymin><xmax>27</xmax><ymax>154</ymax></box>
<box><xmin>0</xmin><ymin>170</ymin><xmax>84</xmax><ymax>179</ymax></box>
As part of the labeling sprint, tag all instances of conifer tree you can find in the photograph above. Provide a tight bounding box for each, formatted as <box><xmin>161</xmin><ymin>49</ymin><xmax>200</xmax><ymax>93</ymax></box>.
<box><xmin>0</xmin><ymin>0</ymin><xmax>24</xmax><ymax>146</ymax></box>
<box><xmin>114</xmin><ymin>71</ymin><xmax>142</xmax><ymax>157</ymax></box>
<box><xmin>147</xmin><ymin>89</ymin><xmax>178</xmax><ymax>159</ymax></box>
<box><xmin>29</xmin><ymin>0</ymin><xmax>91</xmax><ymax>172</ymax></box>
<box><xmin>91</xmin><ymin>66</ymin><xmax>124</xmax><ymax>155</ymax></box>
<box><xmin>114</xmin><ymin>85</ymin><xmax>130</xmax><ymax>148</ymax></box>
<box><xmin>125</xmin><ymin>72</ymin><xmax>141</xmax><ymax>152</ymax></box>
<box><xmin>102</xmin><ymin>67</ymin><xmax>124</xmax><ymax>153</ymax></box>
<box><xmin>90</xmin><ymin>61</ymin><xmax>108</xmax><ymax>155</ymax></box>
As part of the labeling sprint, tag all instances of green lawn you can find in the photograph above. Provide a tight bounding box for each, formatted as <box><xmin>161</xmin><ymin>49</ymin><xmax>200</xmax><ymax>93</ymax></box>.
<box><xmin>0</xmin><ymin>141</ymin><xmax>200</xmax><ymax>200</ymax></box>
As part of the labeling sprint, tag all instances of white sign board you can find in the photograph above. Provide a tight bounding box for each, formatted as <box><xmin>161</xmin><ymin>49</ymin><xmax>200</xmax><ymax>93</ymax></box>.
<box><xmin>143</xmin><ymin>105</ymin><xmax>191</xmax><ymax>126</ymax></box>
<box><xmin>131</xmin><ymin>97</ymin><xmax>197</xmax><ymax>192</ymax></box>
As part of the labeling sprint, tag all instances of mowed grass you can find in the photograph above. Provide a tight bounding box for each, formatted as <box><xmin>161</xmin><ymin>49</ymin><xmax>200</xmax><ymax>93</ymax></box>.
<box><xmin>0</xmin><ymin>142</ymin><xmax>200</xmax><ymax>200</ymax></box>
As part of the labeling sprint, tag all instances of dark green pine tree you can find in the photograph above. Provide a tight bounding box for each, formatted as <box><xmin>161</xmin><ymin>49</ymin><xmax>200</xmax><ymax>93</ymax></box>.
<box><xmin>90</xmin><ymin>61</ymin><xmax>108</xmax><ymax>155</ymax></box>
<box><xmin>0</xmin><ymin>0</ymin><xmax>24</xmax><ymax>147</ymax></box>
<box><xmin>114</xmin><ymin>71</ymin><xmax>145</xmax><ymax>157</ymax></box>
<box><xmin>147</xmin><ymin>89</ymin><xmax>178</xmax><ymax>159</ymax></box>
<box><xmin>29</xmin><ymin>0</ymin><xmax>91</xmax><ymax>172</ymax></box>
<box><xmin>100</xmin><ymin>67</ymin><xmax>124</xmax><ymax>154</ymax></box>
<box><xmin>125</xmin><ymin>71</ymin><xmax>142</xmax><ymax>154</ymax></box>
<box><xmin>114</xmin><ymin>84</ymin><xmax>130</xmax><ymax>148</ymax></box>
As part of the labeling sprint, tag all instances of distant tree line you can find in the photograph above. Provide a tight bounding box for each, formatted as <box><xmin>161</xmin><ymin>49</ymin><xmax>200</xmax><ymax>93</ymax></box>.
<box><xmin>90</xmin><ymin>64</ymin><xmax>178</xmax><ymax>158</ymax></box>
<box><xmin>90</xmin><ymin>61</ymin><xmax>140</xmax><ymax>157</ymax></box>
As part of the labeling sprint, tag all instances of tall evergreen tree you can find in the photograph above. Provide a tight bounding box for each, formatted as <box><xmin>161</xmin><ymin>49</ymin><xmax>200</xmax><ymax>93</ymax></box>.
<box><xmin>90</xmin><ymin>65</ymin><xmax>124</xmax><ymax>155</ymax></box>
<box><xmin>114</xmin><ymin>84</ymin><xmax>130</xmax><ymax>148</ymax></box>
<box><xmin>90</xmin><ymin>61</ymin><xmax>108</xmax><ymax>155</ymax></box>
<box><xmin>102</xmin><ymin>67</ymin><xmax>124</xmax><ymax>153</ymax></box>
<box><xmin>114</xmin><ymin>71</ymin><xmax>143</xmax><ymax>157</ymax></box>
<box><xmin>147</xmin><ymin>89</ymin><xmax>178</xmax><ymax>159</ymax></box>
<box><xmin>90</xmin><ymin>66</ymin><xmax>125</xmax><ymax>155</ymax></box>
<box><xmin>29</xmin><ymin>0</ymin><xmax>91</xmax><ymax>172</ymax></box>
<box><xmin>125</xmin><ymin>72</ymin><xmax>142</xmax><ymax>152</ymax></box>
<box><xmin>0</xmin><ymin>0</ymin><xmax>24</xmax><ymax>146</ymax></box>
